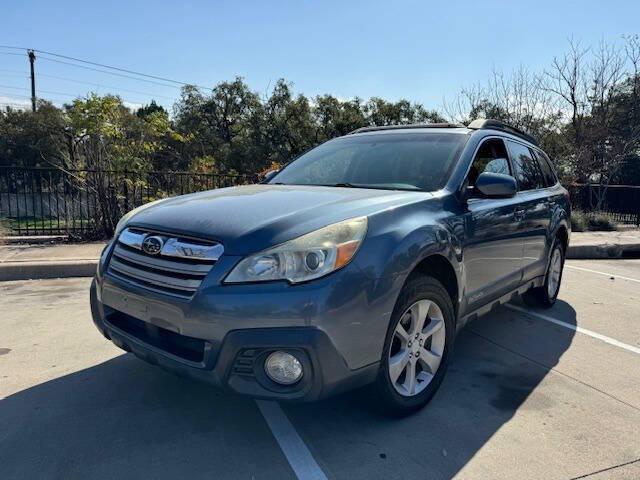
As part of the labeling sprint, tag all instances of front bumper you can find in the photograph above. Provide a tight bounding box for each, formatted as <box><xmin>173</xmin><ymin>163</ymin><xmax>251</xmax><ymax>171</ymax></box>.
<box><xmin>90</xmin><ymin>278</ymin><xmax>379</xmax><ymax>401</ymax></box>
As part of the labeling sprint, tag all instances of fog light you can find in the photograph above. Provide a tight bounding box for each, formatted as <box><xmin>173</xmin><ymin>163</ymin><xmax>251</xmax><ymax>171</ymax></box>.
<box><xmin>264</xmin><ymin>351</ymin><xmax>303</xmax><ymax>385</ymax></box>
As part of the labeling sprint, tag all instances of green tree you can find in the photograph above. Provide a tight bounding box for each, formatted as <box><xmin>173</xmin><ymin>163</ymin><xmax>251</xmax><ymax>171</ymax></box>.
<box><xmin>0</xmin><ymin>101</ymin><xmax>69</xmax><ymax>168</ymax></box>
<box><xmin>313</xmin><ymin>95</ymin><xmax>367</xmax><ymax>141</ymax></box>
<box><xmin>264</xmin><ymin>79</ymin><xmax>315</xmax><ymax>163</ymax></box>
<box><xmin>174</xmin><ymin>78</ymin><xmax>265</xmax><ymax>173</ymax></box>
<box><xmin>136</xmin><ymin>100</ymin><xmax>167</xmax><ymax>119</ymax></box>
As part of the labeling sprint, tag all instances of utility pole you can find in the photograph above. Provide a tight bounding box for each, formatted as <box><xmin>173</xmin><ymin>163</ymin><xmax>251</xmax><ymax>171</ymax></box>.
<box><xmin>28</xmin><ymin>49</ymin><xmax>36</xmax><ymax>112</ymax></box>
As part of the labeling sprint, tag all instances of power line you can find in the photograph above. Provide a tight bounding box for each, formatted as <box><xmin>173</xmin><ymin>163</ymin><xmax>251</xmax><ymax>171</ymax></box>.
<box><xmin>0</xmin><ymin>45</ymin><xmax>210</xmax><ymax>90</ymax></box>
<box><xmin>0</xmin><ymin>91</ymin><xmax>65</xmax><ymax>104</ymax></box>
<box><xmin>36</xmin><ymin>48</ymin><xmax>207</xmax><ymax>88</ymax></box>
<box><xmin>0</xmin><ymin>70</ymin><xmax>176</xmax><ymax>103</ymax></box>
<box><xmin>0</xmin><ymin>74</ymin><xmax>28</xmax><ymax>79</ymax></box>
<box><xmin>0</xmin><ymin>91</ymin><xmax>36</xmax><ymax>99</ymax></box>
<box><xmin>36</xmin><ymin>72</ymin><xmax>177</xmax><ymax>100</ymax></box>
<box><xmin>0</xmin><ymin>84</ymin><xmax>32</xmax><ymax>92</ymax></box>
<box><xmin>0</xmin><ymin>69</ymin><xmax>29</xmax><ymax>74</ymax></box>
<box><xmin>0</xmin><ymin>46</ymin><xmax>195</xmax><ymax>109</ymax></box>
<box><xmin>38</xmin><ymin>55</ymin><xmax>186</xmax><ymax>90</ymax></box>
<box><xmin>0</xmin><ymin>84</ymin><xmax>77</xmax><ymax>97</ymax></box>
<box><xmin>0</xmin><ymin>85</ymin><xmax>150</xmax><ymax>108</ymax></box>
<box><xmin>0</xmin><ymin>91</ymin><xmax>77</xmax><ymax>107</ymax></box>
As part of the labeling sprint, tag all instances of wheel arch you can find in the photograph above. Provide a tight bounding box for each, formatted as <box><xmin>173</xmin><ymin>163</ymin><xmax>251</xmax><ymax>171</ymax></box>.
<box><xmin>407</xmin><ymin>254</ymin><xmax>459</xmax><ymax>317</ymax></box>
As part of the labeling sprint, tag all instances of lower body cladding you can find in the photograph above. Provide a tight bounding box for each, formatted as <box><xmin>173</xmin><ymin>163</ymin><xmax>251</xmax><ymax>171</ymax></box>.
<box><xmin>90</xmin><ymin>276</ymin><xmax>383</xmax><ymax>402</ymax></box>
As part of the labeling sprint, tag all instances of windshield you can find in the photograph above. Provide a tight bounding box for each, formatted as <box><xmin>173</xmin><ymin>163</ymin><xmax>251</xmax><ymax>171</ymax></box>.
<box><xmin>270</xmin><ymin>132</ymin><xmax>468</xmax><ymax>191</ymax></box>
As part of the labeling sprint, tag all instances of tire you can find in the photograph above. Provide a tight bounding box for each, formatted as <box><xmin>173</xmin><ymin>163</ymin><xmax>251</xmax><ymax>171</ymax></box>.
<box><xmin>523</xmin><ymin>239</ymin><xmax>565</xmax><ymax>309</ymax></box>
<box><xmin>373</xmin><ymin>275</ymin><xmax>455</xmax><ymax>415</ymax></box>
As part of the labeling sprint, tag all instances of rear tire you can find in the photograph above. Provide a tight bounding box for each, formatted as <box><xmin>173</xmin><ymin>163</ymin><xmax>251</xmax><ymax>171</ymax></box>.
<box><xmin>373</xmin><ymin>275</ymin><xmax>455</xmax><ymax>415</ymax></box>
<box><xmin>523</xmin><ymin>239</ymin><xmax>565</xmax><ymax>308</ymax></box>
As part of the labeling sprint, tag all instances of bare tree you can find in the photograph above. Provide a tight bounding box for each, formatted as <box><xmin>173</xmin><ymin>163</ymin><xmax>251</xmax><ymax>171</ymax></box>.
<box><xmin>443</xmin><ymin>65</ymin><xmax>560</xmax><ymax>141</ymax></box>
<box><xmin>543</xmin><ymin>39</ymin><xmax>590</xmax><ymax>147</ymax></box>
<box><xmin>624</xmin><ymin>34</ymin><xmax>640</xmax><ymax>132</ymax></box>
<box><xmin>544</xmin><ymin>37</ymin><xmax>639</xmax><ymax>208</ymax></box>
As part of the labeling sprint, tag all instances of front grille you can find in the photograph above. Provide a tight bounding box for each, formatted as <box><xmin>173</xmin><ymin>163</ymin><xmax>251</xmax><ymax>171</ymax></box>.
<box><xmin>107</xmin><ymin>227</ymin><xmax>223</xmax><ymax>298</ymax></box>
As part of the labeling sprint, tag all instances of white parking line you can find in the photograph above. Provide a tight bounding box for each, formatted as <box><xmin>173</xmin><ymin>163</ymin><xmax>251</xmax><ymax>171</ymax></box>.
<box><xmin>256</xmin><ymin>400</ymin><xmax>328</xmax><ymax>480</ymax></box>
<box><xmin>565</xmin><ymin>265</ymin><xmax>640</xmax><ymax>284</ymax></box>
<box><xmin>506</xmin><ymin>304</ymin><xmax>640</xmax><ymax>355</ymax></box>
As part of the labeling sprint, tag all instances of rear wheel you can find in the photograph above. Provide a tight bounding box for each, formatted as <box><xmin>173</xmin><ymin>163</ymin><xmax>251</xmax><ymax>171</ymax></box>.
<box><xmin>523</xmin><ymin>240</ymin><xmax>565</xmax><ymax>308</ymax></box>
<box><xmin>374</xmin><ymin>275</ymin><xmax>455</xmax><ymax>414</ymax></box>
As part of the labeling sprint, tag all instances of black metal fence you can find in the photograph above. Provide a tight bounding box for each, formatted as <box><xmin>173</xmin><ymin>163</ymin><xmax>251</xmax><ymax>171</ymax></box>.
<box><xmin>0</xmin><ymin>167</ymin><xmax>259</xmax><ymax>237</ymax></box>
<box><xmin>2</xmin><ymin>167</ymin><xmax>639</xmax><ymax>237</ymax></box>
<box><xmin>568</xmin><ymin>184</ymin><xmax>640</xmax><ymax>226</ymax></box>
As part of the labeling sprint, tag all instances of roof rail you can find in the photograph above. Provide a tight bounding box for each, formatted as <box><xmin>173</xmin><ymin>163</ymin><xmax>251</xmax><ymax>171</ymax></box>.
<box><xmin>467</xmin><ymin>119</ymin><xmax>538</xmax><ymax>145</ymax></box>
<box><xmin>349</xmin><ymin>123</ymin><xmax>465</xmax><ymax>135</ymax></box>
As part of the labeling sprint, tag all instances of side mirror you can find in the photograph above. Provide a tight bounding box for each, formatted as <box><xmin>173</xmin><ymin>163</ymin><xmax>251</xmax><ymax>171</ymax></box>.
<box><xmin>262</xmin><ymin>170</ymin><xmax>279</xmax><ymax>183</ymax></box>
<box><xmin>474</xmin><ymin>172</ymin><xmax>517</xmax><ymax>198</ymax></box>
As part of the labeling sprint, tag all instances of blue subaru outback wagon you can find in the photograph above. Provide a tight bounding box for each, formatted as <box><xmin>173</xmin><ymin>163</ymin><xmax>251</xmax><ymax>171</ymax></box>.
<box><xmin>91</xmin><ymin>119</ymin><xmax>570</xmax><ymax>413</ymax></box>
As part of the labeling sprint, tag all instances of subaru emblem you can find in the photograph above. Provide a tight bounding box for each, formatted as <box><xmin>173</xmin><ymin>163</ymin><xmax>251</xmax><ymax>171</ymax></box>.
<box><xmin>142</xmin><ymin>236</ymin><xmax>164</xmax><ymax>256</ymax></box>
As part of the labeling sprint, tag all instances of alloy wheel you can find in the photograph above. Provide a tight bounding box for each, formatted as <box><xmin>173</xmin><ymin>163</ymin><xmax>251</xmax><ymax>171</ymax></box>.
<box><xmin>388</xmin><ymin>299</ymin><xmax>446</xmax><ymax>397</ymax></box>
<box><xmin>547</xmin><ymin>247</ymin><xmax>563</xmax><ymax>298</ymax></box>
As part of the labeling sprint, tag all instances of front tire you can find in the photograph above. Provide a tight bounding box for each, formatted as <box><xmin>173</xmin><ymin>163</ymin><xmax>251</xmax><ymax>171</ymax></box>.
<box><xmin>374</xmin><ymin>275</ymin><xmax>455</xmax><ymax>415</ymax></box>
<box><xmin>523</xmin><ymin>240</ymin><xmax>565</xmax><ymax>308</ymax></box>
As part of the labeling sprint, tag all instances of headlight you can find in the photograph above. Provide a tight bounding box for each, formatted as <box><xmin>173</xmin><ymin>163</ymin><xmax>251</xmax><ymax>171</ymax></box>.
<box><xmin>225</xmin><ymin>217</ymin><xmax>368</xmax><ymax>284</ymax></box>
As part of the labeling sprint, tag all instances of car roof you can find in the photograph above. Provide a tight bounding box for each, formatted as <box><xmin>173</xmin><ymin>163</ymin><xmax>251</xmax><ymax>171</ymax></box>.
<box><xmin>347</xmin><ymin>126</ymin><xmax>472</xmax><ymax>137</ymax></box>
<box><xmin>347</xmin><ymin>119</ymin><xmax>539</xmax><ymax>147</ymax></box>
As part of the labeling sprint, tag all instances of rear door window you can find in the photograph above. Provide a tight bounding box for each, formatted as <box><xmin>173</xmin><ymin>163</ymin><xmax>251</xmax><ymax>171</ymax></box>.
<box><xmin>507</xmin><ymin>140</ymin><xmax>544</xmax><ymax>191</ymax></box>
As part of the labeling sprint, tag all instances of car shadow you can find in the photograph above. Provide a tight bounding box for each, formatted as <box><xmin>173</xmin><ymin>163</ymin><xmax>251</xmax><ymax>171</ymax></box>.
<box><xmin>0</xmin><ymin>355</ymin><xmax>297</xmax><ymax>480</ymax></box>
<box><xmin>0</xmin><ymin>300</ymin><xmax>576</xmax><ymax>480</ymax></box>
<box><xmin>282</xmin><ymin>299</ymin><xmax>577</xmax><ymax>479</ymax></box>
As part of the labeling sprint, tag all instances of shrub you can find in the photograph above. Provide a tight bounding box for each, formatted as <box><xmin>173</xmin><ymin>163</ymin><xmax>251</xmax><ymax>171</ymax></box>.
<box><xmin>0</xmin><ymin>218</ymin><xmax>9</xmax><ymax>244</ymax></box>
<box><xmin>571</xmin><ymin>211</ymin><xmax>588</xmax><ymax>232</ymax></box>
<box><xmin>571</xmin><ymin>210</ymin><xmax>617</xmax><ymax>232</ymax></box>
<box><xmin>587</xmin><ymin>212</ymin><xmax>617</xmax><ymax>231</ymax></box>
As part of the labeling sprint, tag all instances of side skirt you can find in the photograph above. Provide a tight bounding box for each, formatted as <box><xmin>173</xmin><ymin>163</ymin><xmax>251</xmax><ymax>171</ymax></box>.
<box><xmin>456</xmin><ymin>276</ymin><xmax>545</xmax><ymax>333</ymax></box>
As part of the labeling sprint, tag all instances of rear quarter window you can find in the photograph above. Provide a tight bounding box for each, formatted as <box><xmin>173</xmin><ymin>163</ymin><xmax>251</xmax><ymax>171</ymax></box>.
<box><xmin>534</xmin><ymin>149</ymin><xmax>558</xmax><ymax>187</ymax></box>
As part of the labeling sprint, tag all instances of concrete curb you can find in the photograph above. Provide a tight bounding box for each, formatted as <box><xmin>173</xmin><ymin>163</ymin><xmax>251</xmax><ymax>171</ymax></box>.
<box><xmin>0</xmin><ymin>260</ymin><xmax>97</xmax><ymax>281</ymax></box>
<box><xmin>0</xmin><ymin>243</ymin><xmax>638</xmax><ymax>281</ymax></box>
<box><xmin>1</xmin><ymin>235</ymin><xmax>68</xmax><ymax>244</ymax></box>
<box><xmin>566</xmin><ymin>243</ymin><xmax>640</xmax><ymax>259</ymax></box>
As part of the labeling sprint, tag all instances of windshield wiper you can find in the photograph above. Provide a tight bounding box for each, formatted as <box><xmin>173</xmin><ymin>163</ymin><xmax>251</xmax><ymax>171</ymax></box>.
<box><xmin>327</xmin><ymin>182</ymin><xmax>365</xmax><ymax>188</ymax></box>
<box><xmin>324</xmin><ymin>183</ymin><xmax>423</xmax><ymax>191</ymax></box>
<box><xmin>272</xmin><ymin>182</ymin><xmax>423</xmax><ymax>191</ymax></box>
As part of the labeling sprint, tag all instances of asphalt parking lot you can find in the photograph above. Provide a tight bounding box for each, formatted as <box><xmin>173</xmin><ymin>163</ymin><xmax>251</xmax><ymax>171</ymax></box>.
<box><xmin>1</xmin><ymin>259</ymin><xmax>639</xmax><ymax>480</ymax></box>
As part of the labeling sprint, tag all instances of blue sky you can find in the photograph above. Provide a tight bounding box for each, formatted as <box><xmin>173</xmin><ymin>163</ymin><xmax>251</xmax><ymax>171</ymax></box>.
<box><xmin>1</xmin><ymin>0</ymin><xmax>639</xmax><ymax>111</ymax></box>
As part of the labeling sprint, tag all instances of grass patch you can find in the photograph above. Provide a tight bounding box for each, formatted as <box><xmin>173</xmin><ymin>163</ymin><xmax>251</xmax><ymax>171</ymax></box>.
<box><xmin>5</xmin><ymin>217</ymin><xmax>93</xmax><ymax>233</ymax></box>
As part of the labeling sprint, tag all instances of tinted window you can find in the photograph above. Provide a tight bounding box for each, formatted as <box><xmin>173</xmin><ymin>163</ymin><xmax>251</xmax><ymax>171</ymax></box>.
<box><xmin>467</xmin><ymin>138</ymin><xmax>511</xmax><ymax>186</ymax></box>
<box><xmin>271</xmin><ymin>133</ymin><xmax>468</xmax><ymax>192</ymax></box>
<box><xmin>534</xmin><ymin>149</ymin><xmax>557</xmax><ymax>187</ymax></box>
<box><xmin>507</xmin><ymin>140</ymin><xmax>544</xmax><ymax>191</ymax></box>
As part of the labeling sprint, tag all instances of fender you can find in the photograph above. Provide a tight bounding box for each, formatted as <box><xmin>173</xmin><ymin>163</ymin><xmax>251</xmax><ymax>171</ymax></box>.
<box><xmin>352</xmin><ymin>193</ymin><xmax>463</xmax><ymax>329</ymax></box>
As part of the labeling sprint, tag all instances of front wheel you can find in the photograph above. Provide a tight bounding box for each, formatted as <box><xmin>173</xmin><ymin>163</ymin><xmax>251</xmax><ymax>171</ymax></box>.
<box><xmin>523</xmin><ymin>240</ymin><xmax>565</xmax><ymax>308</ymax></box>
<box><xmin>374</xmin><ymin>275</ymin><xmax>455</xmax><ymax>415</ymax></box>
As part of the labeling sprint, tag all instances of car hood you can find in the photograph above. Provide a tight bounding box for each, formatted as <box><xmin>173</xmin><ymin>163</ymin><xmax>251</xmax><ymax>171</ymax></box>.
<box><xmin>126</xmin><ymin>184</ymin><xmax>430</xmax><ymax>255</ymax></box>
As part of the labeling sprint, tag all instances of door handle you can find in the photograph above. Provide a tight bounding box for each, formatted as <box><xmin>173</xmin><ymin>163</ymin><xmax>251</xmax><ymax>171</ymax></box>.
<box><xmin>514</xmin><ymin>207</ymin><xmax>526</xmax><ymax>221</ymax></box>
